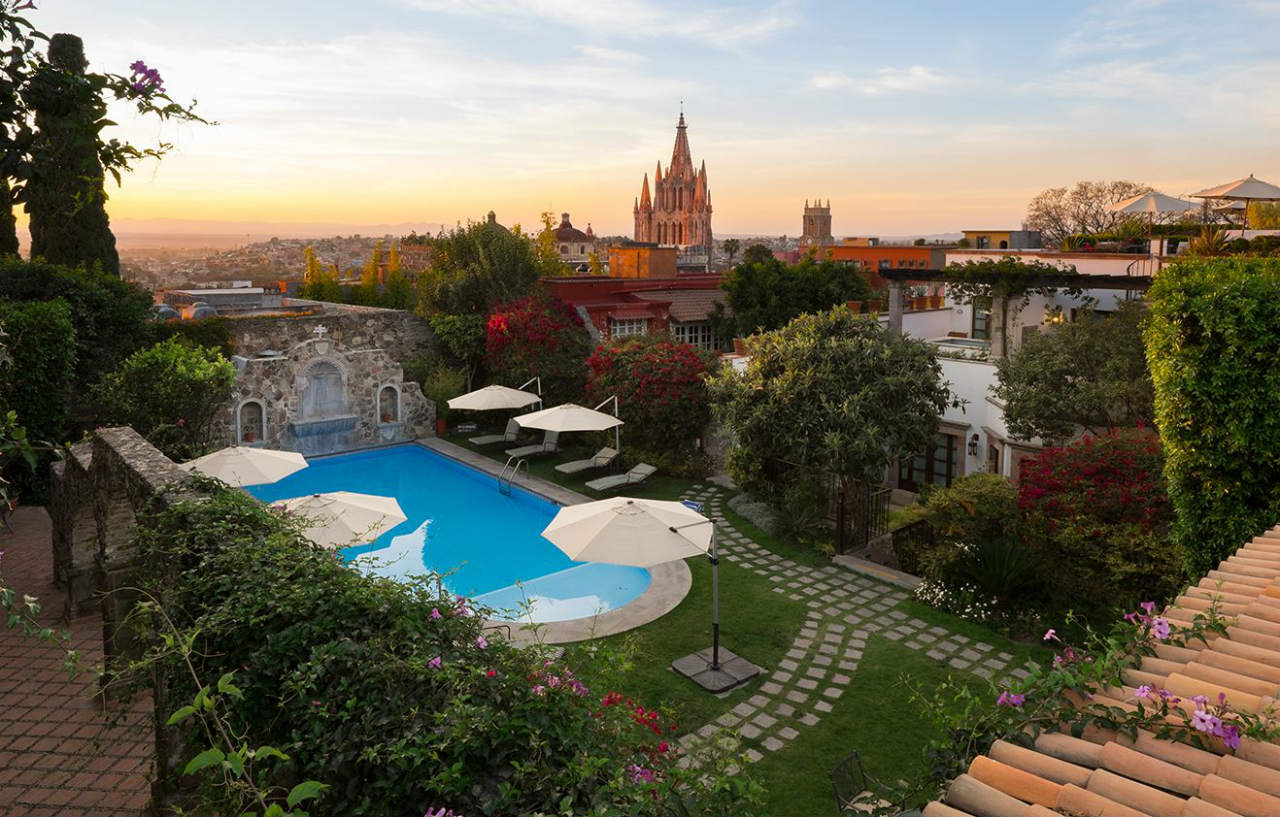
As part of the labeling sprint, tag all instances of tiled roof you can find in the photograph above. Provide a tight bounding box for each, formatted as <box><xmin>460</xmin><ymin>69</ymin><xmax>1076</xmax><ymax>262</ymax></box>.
<box><xmin>924</xmin><ymin>527</ymin><xmax>1280</xmax><ymax>817</ymax></box>
<box><xmin>632</xmin><ymin>288</ymin><xmax>727</xmax><ymax>322</ymax></box>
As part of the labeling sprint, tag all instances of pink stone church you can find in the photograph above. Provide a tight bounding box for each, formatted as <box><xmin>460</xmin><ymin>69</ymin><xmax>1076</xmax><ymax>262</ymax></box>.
<box><xmin>632</xmin><ymin>112</ymin><xmax>713</xmax><ymax>255</ymax></box>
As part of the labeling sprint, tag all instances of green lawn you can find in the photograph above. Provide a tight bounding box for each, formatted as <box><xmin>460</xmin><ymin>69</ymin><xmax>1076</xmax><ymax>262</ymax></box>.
<box><xmin>752</xmin><ymin>636</ymin><xmax>988</xmax><ymax>817</ymax></box>
<box><xmin>893</xmin><ymin>598</ymin><xmax>1050</xmax><ymax>669</ymax></box>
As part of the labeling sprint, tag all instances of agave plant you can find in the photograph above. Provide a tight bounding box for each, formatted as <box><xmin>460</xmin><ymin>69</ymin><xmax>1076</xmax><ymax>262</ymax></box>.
<box><xmin>1189</xmin><ymin>225</ymin><xmax>1229</xmax><ymax>256</ymax></box>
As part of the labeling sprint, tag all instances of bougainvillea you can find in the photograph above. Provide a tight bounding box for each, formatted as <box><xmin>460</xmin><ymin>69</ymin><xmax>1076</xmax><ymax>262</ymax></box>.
<box><xmin>586</xmin><ymin>336</ymin><xmax>713</xmax><ymax>456</ymax></box>
<box><xmin>484</xmin><ymin>294</ymin><xmax>591</xmax><ymax>402</ymax></box>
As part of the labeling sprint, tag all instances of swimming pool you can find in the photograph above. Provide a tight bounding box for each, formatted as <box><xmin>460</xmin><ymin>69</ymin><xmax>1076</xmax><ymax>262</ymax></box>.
<box><xmin>245</xmin><ymin>445</ymin><xmax>651</xmax><ymax>623</ymax></box>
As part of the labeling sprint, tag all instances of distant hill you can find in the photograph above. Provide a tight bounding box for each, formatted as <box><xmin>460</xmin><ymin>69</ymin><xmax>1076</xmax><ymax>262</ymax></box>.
<box><xmin>109</xmin><ymin>219</ymin><xmax>447</xmax><ymax>252</ymax></box>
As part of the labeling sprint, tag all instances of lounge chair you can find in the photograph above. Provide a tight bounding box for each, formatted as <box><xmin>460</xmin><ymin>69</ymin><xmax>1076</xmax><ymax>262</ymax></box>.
<box><xmin>555</xmin><ymin>447</ymin><xmax>618</xmax><ymax>475</ymax></box>
<box><xmin>470</xmin><ymin>419</ymin><xmax>520</xmax><ymax>447</ymax></box>
<box><xmin>505</xmin><ymin>430</ymin><xmax>559</xmax><ymax>458</ymax></box>
<box><xmin>585</xmin><ymin>463</ymin><xmax>657</xmax><ymax>493</ymax></box>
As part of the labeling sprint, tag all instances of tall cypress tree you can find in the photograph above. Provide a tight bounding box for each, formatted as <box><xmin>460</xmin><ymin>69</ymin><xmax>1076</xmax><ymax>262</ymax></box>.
<box><xmin>24</xmin><ymin>34</ymin><xmax>119</xmax><ymax>275</ymax></box>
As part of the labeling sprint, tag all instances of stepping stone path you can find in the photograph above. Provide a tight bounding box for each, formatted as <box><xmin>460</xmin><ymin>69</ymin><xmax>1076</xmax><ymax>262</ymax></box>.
<box><xmin>675</xmin><ymin>485</ymin><xmax>1035</xmax><ymax>764</ymax></box>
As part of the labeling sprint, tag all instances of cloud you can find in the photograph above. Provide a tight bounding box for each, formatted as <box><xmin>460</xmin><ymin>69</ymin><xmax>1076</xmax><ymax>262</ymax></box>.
<box><xmin>400</xmin><ymin>0</ymin><xmax>794</xmax><ymax>47</ymax></box>
<box><xmin>575</xmin><ymin>44</ymin><xmax>643</xmax><ymax>63</ymax></box>
<box><xmin>810</xmin><ymin>65</ymin><xmax>954</xmax><ymax>95</ymax></box>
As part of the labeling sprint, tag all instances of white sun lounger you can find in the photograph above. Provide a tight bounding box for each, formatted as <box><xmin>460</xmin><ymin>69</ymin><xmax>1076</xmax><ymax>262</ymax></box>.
<box><xmin>555</xmin><ymin>447</ymin><xmax>618</xmax><ymax>475</ymax></box>
<box><xmin>585</xmin><ymin>463</ymin><xmax>657</xmax><ymax>493</ymax></box>
<box><xmin>469</xmin><ymin>419</ymin><xmax>520</xmax><ymax>447</ymax></box>
<box><xmin>506</xmin><ymin>430</ymin><xmax>559</xmax><ymax>458</ymax></box>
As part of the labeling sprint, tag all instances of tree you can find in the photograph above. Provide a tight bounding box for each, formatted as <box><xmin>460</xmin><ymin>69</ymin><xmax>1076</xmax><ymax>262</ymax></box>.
<box><xmin>299</xmin><ymin>246</ymin><xmax>342</xmax><ymax>303</ymax></box>
<box><xmin>0</xmin><ymin>298</ymin><xmax>73</xmax><ymax>445</ymax></box>
<box><xmin>0</xmin><ymin>9</ymin><xmax>207</xmax><ymax>272</ymax></box>
<box><xmin>715</xmin><ymin>249</ymin><xmax>873</xmax><ymax>339</ymax></box>
<box><xmin>354</xmin><ymin>240</ymin><xmax>384</xmax><ymax>305</ymax></box>
<box><xmin>587</xmin><ymin>251</ymin><xmax>604</xmax><ymax>276</ymax></box>
<box><xmin>1144</xmin><ymin>256</ymin><xmax>1280</xmax><ymax>573</ymax></box>
<box><xmin>709</xmin><ymin>307</ymin><xmax>951</xmax><ymax>552</ymax></box>
<box><xmin>1024</xmin><ymin>180</ymin><xmax>1153</xmax><ymax>246</ymax></box>
<box><xmin>585</xmin><ymin>336</ymin><xmax>713</xmax><ymax>458</ymax></box>
<box><xmin>95</xmin><ymin>337</ymin><xmax>235</xmax><ymax>460</ymax></box>
<box><xmin>382</xmin><ymin>241</ymin><xmax>413</xmax><ymax>309</ymax></box>
<box><xmin>428</xmin><ymin>313</ymin><xmax>486</xmax><ymax>390</ymax></box>
<box><xmin>1249</xmin><ymin>202</ymin><xmax>1280</xmax><ymax>229</ymax></box>
<box><xmin>485</xmin><ymin>295</ymin><xmax>591</xmax><ymax>403</ymax></box>
<box><xmin>944</xmin><ymin>257</ymin><xmax>1082</xmax><ymax>359</ymax></box>
<box><xmin>993</xmin><ymin>301</ymin><xmax>1153</xmax><ymax>442</ymax></box>
<box><xmin>419</xmin><ymin>219</ymin><xmax>543</xmax><ymax>316</ymax></box>
<box><xmin>722</xmin><ymin>238</ymin><xmax>740</xmax><ymax>264</ymax></box>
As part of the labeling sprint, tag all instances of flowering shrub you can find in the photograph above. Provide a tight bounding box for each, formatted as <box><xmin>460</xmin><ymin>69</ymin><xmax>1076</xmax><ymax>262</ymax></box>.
<box><xmin>484</xmin><ymin>295</ymin><xmax>591</xmax><ymax>402</ymax></box>
<box><xmin>586</xmin><ymin>336</ymin><xmax>713</xmax><ymax>457</ymax></box>
<box><xmin>883</xmin><ymin>599</ymin><xmax>1278</xmax><ymax>810</ymax></box>
<box><xmin>1019</xmin><ymin>429</ymin><xmax>1183</xmax><ymax>618</ymax></box>
<box><xmin>126</xmin><ymin>482</ymin><xmax>761</xmax><ymax>817</ymax></box>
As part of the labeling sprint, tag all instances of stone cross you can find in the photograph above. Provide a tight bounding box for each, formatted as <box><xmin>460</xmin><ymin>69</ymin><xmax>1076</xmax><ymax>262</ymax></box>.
<box><xmin>312</xmin><ymin>324</ymin><xmax>330</xmax><ymax>339</ymax></box>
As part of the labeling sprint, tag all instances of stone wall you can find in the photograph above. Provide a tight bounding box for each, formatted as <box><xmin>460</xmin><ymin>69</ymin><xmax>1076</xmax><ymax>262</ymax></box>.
<box><xmin>225</xmin><ymin>306</ymin><xmax>436</xmax><ymax>366</ymax></box>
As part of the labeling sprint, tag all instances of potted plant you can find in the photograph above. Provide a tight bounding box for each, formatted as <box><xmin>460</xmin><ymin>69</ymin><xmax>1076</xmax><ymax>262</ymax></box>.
<box><xmin>242</xmin><ymin>430</ymin><xmax>256</xmax><ymax>443</ymax></box>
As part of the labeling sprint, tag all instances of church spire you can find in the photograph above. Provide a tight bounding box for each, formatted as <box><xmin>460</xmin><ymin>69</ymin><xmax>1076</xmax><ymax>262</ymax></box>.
<box><xmin>670</xmin><ymin>110</ymin><xmax>693</xmax><ymax>178</ymax></box>
<box><xmin>639</xmin><ymin>173</ymin><xmax>651</xmax><ymax>209</ymax></box>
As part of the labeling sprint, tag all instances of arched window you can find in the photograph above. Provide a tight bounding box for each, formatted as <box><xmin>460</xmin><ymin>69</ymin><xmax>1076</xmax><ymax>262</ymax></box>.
<box><xmin>238</xmin><ymin>400</ymin><xmax>264</xmax><ymax>443</ymax></box>
<box><xmin>378</xmin><ymin>385</ymin><xmax>400</xmax><ymax>423</ymax></box>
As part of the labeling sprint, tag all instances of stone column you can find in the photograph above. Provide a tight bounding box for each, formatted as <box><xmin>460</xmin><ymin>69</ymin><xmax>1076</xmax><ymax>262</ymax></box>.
<box><xmin>887</xmin><ymin>280</ymin><xmax>904</xmax><ymax>336</ymax></box>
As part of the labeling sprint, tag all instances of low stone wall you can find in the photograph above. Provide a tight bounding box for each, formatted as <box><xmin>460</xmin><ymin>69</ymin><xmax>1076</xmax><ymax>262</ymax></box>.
<box><xmin>225</xmin><ymin>307</ymin><xmax>436</xmax><ymax>366</ymax></box>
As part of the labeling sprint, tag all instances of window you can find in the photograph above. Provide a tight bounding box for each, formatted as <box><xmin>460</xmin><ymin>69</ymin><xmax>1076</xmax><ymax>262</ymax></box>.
<box><xmin>378</xmin><ymin>385</ymin><xmax>400</xmax><ymax>423</ymax></box>
<box><xmin>898</xmin><ymin>432</ymin><xmax>959</xmax><ymax>492</ymax></box>
<box><xmin>976</xmin><ymin>236</ymin><xmax>990</xmax><ymax>249</ymax></box>
<box><xmin>672</xmin><ymin>320</ymin><xmax>717</xmax><ymax>350</ymax></box>
<box><xmin>878</xmin><ymin>259</ymin><xmax>891</xmax><ymax>271</ymax></box>
<box><xmin>610</xmin><ymin>317</ymin><xmax>648</xmax><ymax>338</ymax></box>
<box><xmin>999</xmin><ymin>240</ymin><xmax>1009</xmax><ymax>249</ymax></box>
<box><xmin>578</xmin><ymin>244</ymin><xmax>584</xmax><ymax>254</ymax></box>
<box><xmin>972</xmin><ymin>307</ymin><xmax>991</xmax><ymax>340</ymax></box>
<box><xmin>238</xmin><ymin>400</ymin><xmax>264</xmax><ymax>443</ymax></box>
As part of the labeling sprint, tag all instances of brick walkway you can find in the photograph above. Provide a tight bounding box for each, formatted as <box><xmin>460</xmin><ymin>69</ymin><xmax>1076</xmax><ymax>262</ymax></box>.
<box><xmin>676</xmin><ymin>485</ymin><xmax>1034</xmax><ymax>764</ymax></box>
<box><xmin>0</xmin><ymin>507</ymin><xmax>152</xmax><ymax>817</ymax></box>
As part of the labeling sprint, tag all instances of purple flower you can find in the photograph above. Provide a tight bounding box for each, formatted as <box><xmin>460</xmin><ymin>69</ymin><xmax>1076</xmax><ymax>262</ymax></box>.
<box><xmin>474</xmin><ymin>635</ymin><xmax>487</xmax><ymax>650</ymax></box>
<box><xmin>997</xmin><ymin>691</ymin><xmax>1026</xmax><ymax>708</ymax></box>
<box><xmin>532</xmin><ymin>684</ymin><xmax>546</xmax><ymax>696</ymax></box>
<box><xmin>1191</xmin><ymin>710</ymin><xmax>1216</xmax><ymax>733</ymax></box>
<box><xmin>627</xmin><ymin>764</ymin><xmax>656</xmax><ymax>784</ymax></box>
<box><xmin>1193</xmin><ymin>694</ymin><xmax>1209</xmax><ymax>707</ymax></box>
<box><xmin>1218</xmin><ymin>723</ymin><xmax>1242</xmax><ymax>750</ymax></box>
<box><xmin>1140</xmin><ymin>601</ymin><xmax>1156</xmax><ymax>614</ymax></box>
<box><xmin>570</xmin><ymin>679</ymin><xmax>589</xmax><ymax>697</ymax></box>
<box><xmin>428</xmin><ymin>655</ymin><xmax>441</xmax><ymax>670</ymax></box>
<box><xmin>1151</xmin><ymin>617</ymin><xmax>1171</xmax><ymax>640</ymax></box>
<box><xmin>430</xmin><ymin>607</ymin><xmax>442</xmax><ymax>620</ymax></box>
<box><xmin>1043</xmin><ymin>628</ymin><xmax>1060</xmax><ymax>642</ymax></box>
<box><xmin>1134</xmin><ymin>685</ymin><xmax>1154</xmax><ymax>700</ymax></box>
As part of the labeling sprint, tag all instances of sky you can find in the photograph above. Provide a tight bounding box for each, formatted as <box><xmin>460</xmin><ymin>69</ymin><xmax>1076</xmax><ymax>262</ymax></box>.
<box><xmin>27</xmin><ymin>0</ymin><xmax>1280</xmax><ymax>237</ymax></box>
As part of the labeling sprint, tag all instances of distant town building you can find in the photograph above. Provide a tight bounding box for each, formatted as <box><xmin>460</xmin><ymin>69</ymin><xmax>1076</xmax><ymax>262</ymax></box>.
<box><xmin>553</xmin><ymin>213</ymin><xmax>596</xmax><ymax>270</ymax></box>
<box><xmin>633</xmin><ymin>112</ymin><xmax>713</xmax><ymax>261</ymax></box>
<box><xmin>961</xmin><ymin>229</ymin><xmax>1041</xmax><ymax>250</ymax></box>
<box><xmin>608</xmin><ymin>242</ymin><xmax>677</xmax><ymax>279</ymax></box>
<box><xmin>799</xmin><ymin>199</ymin><xmax>834</xmax><ymax>250</ymax></box>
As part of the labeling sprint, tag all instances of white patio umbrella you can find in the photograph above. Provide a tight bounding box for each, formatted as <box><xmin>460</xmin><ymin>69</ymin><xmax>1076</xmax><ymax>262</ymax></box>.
<box><xmin>1192</xmin><ymin>175</ymin><xmax>1280</xmax><ymax>232</ymax></box>
<box><xmin>515</xmin><ymin>400</ymin><xmax>624</xmax><ymax>452</ymax></box>
<box><xmin>542</xmin><ymin>497</ymin><xmax>754</xmax><ymax>691</ymax></box>
<box><xmin>1108</xmin><ymin>191</ymin><xmax>1197</xmax><ymax>216</ymax></box>
<box><xmin>447</xmin><ymin>384</ymin><xmax>541</xmax><ymax>412</ymax></box>
<box><xmin>276</xmin><ymin>491</ymin><xmax>407</xmax><ymax>549</ymax></box>
<box><xmin>180</xmin><ymin>446</ymin><xmax>307</xmax><ymax>487</ymax></box>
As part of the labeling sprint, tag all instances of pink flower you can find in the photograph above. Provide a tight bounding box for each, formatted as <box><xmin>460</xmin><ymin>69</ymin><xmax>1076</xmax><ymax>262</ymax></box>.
<box><xmin>1151</xmin><ymin>617</ymin><xmax>1171</xmax><ymax>640</ymax></box>
<box><xmin>1193</xmin><ymin>694</ymin><xmax>1209</xmax><ymax>707</ymax></box>
<box><xmin>475</xmin><ymin>635</ymin><xmax>487</xmax><ymax>650</ymax></box>
<box><xmin>1140</xmin><ymin>601</ymin><xmax>1156</xmax><ymax>615</ymax></box>
<box><xmin>532</xmin><ymin>684</ymin><xmax>546</xmax><ymax>696</ymax></box>
<box><xmin>1134</xmin><ymin>685</ymin><xmax>1154</xmax><ymax>700</ymax></box>
<box><xmin>430</xmin><ymin>607</ymin><xmax>442</xmax><ymax>620</ymax></box>
<box><xmin>1191</xmin><ymin>710</ymin><xmax>1216</xmax><ymax>733</ymax></box>
<box><xmin>1043</xmin><ymin>628</ymin><xmax>1060</xmax><ymax>642</ymax></box>
<box><xmin>997</xmin><ymin>692</ymin><xmax>1026</xmax><ymax>708</ymax></box>
<box><xmin>428</xmin><ymin>655</ymin><xmax>442</xmax><ymax>669</ymax></box>
<box><xmin>627</xmin><ymin>764</ymin><xmax>656</xmax><ymax>784</ymax></box>
<box><xmin>1218</xmin><ymin>724</ymin><xmax>1242</xmax><ymax>750</ymax></box>
<box><xmin>486</xmin><ymin>669</ymin><xmax>496</xmax><ymax>678</ymax></box>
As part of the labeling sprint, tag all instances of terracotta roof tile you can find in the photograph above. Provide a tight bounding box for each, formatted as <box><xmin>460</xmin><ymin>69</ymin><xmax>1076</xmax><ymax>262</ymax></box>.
<box><xmin>923</xmin><ymin>525</ymin><xmax>1280</xmax><ymax>817</ymax></box>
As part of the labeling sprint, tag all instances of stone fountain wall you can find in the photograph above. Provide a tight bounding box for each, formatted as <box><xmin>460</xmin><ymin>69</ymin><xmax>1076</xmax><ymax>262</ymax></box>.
<box><xmin>211</xmin><ymin>327</ymin><xmax>435</xmax><ymax>455</ymax></box>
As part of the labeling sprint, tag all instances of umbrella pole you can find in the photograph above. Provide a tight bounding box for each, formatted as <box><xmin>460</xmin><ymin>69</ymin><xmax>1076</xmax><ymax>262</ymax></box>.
<box><xmin>710</xmin><ymin>526</ymin><xmax>721</xmax><ymax>671</ymax></box>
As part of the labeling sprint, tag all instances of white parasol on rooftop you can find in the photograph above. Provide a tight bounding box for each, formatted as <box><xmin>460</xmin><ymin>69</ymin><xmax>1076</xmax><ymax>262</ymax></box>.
<box><xmin>180</xmin><ymin>446</ymin><xmax>307</xmax><ymax>487</ymax></box>
<box><xmin>1192</xmin><ymin>175</ymin><xmax>1280</xmax><ymax>233</ymax></box>
<box><xmin>1108</xmin><ymin>191</ymin><xmax>1198</xmax><ymax>216</ymax></box>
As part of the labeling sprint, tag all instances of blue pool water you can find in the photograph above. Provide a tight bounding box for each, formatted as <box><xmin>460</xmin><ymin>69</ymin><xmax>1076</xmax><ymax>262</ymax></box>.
<box><xmin>245</xmin><ymin>445</ymin><xmax>651</xmax><ymax>622</ymax></box>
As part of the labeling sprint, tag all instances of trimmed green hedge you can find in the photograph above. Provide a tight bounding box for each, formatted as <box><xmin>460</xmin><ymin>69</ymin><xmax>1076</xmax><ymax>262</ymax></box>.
<box><xmin>1145</xmin><ymin>257</ymin><xmax>1280</xmax><ymax>573</ymax></box>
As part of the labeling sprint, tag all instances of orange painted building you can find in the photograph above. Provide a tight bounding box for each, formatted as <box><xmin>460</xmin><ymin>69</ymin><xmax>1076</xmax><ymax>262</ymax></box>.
<box><xmin>822</xmin><ymin>244</ymin><xmax>946</xmax><ymax>288</ymax></box>
<box><xmin>608</xmin><ymin>243</ymin><xmax>678</xmax><ymax>279</ymax></box>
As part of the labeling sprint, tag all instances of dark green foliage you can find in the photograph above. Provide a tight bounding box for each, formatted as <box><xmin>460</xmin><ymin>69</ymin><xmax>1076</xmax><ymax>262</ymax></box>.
<box><xmin>993</xmin><ymin>301</ymin><xmax>1153</xmax><ymax>441</ymax></box>
<box><xmin>150</xmin><ymin>316</ymin><xmax>234</xmax><ymax>357</ymax></box>
<box><xmin>24</xmin><ymin>35</ymin><xmax>119</xmax><ymax>275</ymax></box>
<box><xmin>0</xmin><ymin>178</ymin><xmax>17</xmax><ymax>257</ymax></box>
<box><xmin>0</xmin><ymin>298</ymin><xmax>74</xmax><ymax>444</ymax></box>
<box><xmin>419</xmin><ymin>220</ymin><xmax>543</xmax><ymax>315</ymax></box>
<box><xmin>95</xmin><ymin>338</ymin><xmax>234</xmax><ymax>460</ymax></box>
<box><xmin>0</xmin><ymin>257</ymin><xmax>153</xmax><ymax>402</ymax></box>
<box><xmin>908</xmin><ymin>474</ymin><xmax>1023</xmax><ymax>582</ymax></box>
<box><xmin>130</xmin><ymin>486</ymin><xmax>763</xmax><ymax>817</ymax></box>
<box><xmin>714</xmin><ymin>249</ymin><xmax>873</xmax><ymax>339</ymax></box>
<box><xmin>942</xmin><ymin>536</ymin><xmax>1041</xmax><ymax>613</ymax></box>
<box><xmin>427</xmin><ymin>312</ymin><xmax>486</xmax><ymax>390</ymax></box>
<box><xmin>1144</xmin><ymin>257</ymin><xmax>1280</xmax><ymax>573</ymax></box>
<box><xmin>943</xmin><ymin>257</ymin><xmax>1082</xmax><ymax>358</ymax></box>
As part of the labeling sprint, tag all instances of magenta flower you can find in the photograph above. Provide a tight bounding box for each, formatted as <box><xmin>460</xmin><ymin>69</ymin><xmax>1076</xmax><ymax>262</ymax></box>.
<box><xmin>1134</xmin><ymin>685</ymin><xmax>1154</xmax><ymax>700</ymax></box>
<box><xmin>1193</xmin><ymin>694</ymin><xmax>1209</xmax><ymax>706</ymax></box>
<box><xmin>428</xmin><ymin>655</ymin><xmax>442</xmax><ymax>669</ymax></box>
<box><xmin>532</xmin><ymin>684</ymin><xmax>546</xmax><ymax>696</ymax></box>
<box><xmin>1042</xmin><ymin>628</ymin><xmax>1060</xmax><ymax>642</ymax></box>
<box><xmin>996</xmin><ymin>692</ymin><xmax>1026</xmax><ymax>708</ymax></box>
<box><xmin>430</xmin><ymin>607</ymin><xmax>442</xmax><ymax>620</ymax></box>
<box><xmin>475</xmin><ymin>635</ymin><xmax>487</xmax><ymax>650</ymax></box>
<box><xmin>570</xmin><ymin>679</ymin><xmax>589</xmax><ymax>697</ymax></box>
<box><xmin>1191</xmin><ymin>710</ymin><xmax>1216</xmax><ymax>733</ymax></box>
<box><xmin>1219</xmin><ymin>724</ymin><xmax>1242</xmax><ymax>749</ymax></box>
<box><xmin>627</xmin><ymin>764</ymin><xmax>656</xmax><ymax>784</ymax></box>
<box><xmin>1140</xmin><ymin>601</ymin><xmax>1156</xmax><ymax>614</ymax></box>
<box><xmin>1151</xmin><ymin>617</ymin><xmax>1171</xmax><ymax>640</ymax></box>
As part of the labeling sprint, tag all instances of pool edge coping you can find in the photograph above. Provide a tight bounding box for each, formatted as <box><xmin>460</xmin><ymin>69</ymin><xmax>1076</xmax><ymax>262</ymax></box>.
<box><xmin>415</xmin><ymin>437</ymin><xmax>694</xmax><ymax>645</ymax></box>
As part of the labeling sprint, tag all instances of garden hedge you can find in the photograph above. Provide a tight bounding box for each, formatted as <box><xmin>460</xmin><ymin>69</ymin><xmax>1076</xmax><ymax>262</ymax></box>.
<box><xmin>1145</xmin><ymin>257</ymin><xmax>1280</xmax><ymax>573</ymax></box>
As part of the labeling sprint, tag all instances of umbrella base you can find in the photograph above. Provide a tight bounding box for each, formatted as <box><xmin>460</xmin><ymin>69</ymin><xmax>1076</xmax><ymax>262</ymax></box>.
<box><xmin>671</xmin><ymin>647</ymin><xmax>760</xmax><ymax>693</ymax></box>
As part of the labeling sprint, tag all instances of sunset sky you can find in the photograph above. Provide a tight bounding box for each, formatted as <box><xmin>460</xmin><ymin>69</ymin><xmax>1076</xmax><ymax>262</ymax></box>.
<box><xmin>30</xmin><ymin>0</ymin><xmax>1280</xmax><ymax>237</ymax></box>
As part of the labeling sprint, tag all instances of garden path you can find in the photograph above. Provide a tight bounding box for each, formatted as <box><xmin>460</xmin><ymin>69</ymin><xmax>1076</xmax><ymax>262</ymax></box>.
<box><xmin>676</xmin><ymin>484</ymin><xmax>1033</xmax><ymax>764</ymax></box>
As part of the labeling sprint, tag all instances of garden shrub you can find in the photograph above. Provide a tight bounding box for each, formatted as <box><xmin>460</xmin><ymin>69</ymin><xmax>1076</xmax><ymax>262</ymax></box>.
<box><xmin>586</xmin><ymin>336</ymin><xmax>713</xmax><ymax>461</ymax></box>
<box><xmin>129</xmin><ymin>484</ymin><xmax>763</xmax><ymax>817</ymax></box>
<box><xmin>1144</xmin><ymin>257</ymin><xmax>1280</xmax><ymax>573</ymax></box>
<box><xmin>485</xmin><ymin>294</ymin><xmax>591</xmax><ymax>403</ymax></box>
<box><xmin>0</xmin><ymin>298</ymin><xmax>74</xmax><ymax>445</ymax></box>
<box><xmin>1018</xmin><ymin>429</ymin><xmax>1182</xmax><ymax>618</ymax></box>
<box><xmin>150</xmin><ymin>315</ymin><xmax>234</xmax><ymax>357</ymax></box>
<box><xmin>95</xmin><ymin>337</ymin><xmax>234</xmax><ymax>460</ymax></box>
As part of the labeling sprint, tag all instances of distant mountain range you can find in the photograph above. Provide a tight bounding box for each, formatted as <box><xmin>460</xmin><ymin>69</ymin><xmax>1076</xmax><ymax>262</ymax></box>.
<box><xmin>108</xmin><ymin>219</ymin><xmax>448</xmax><ymax>251</ymax></box>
